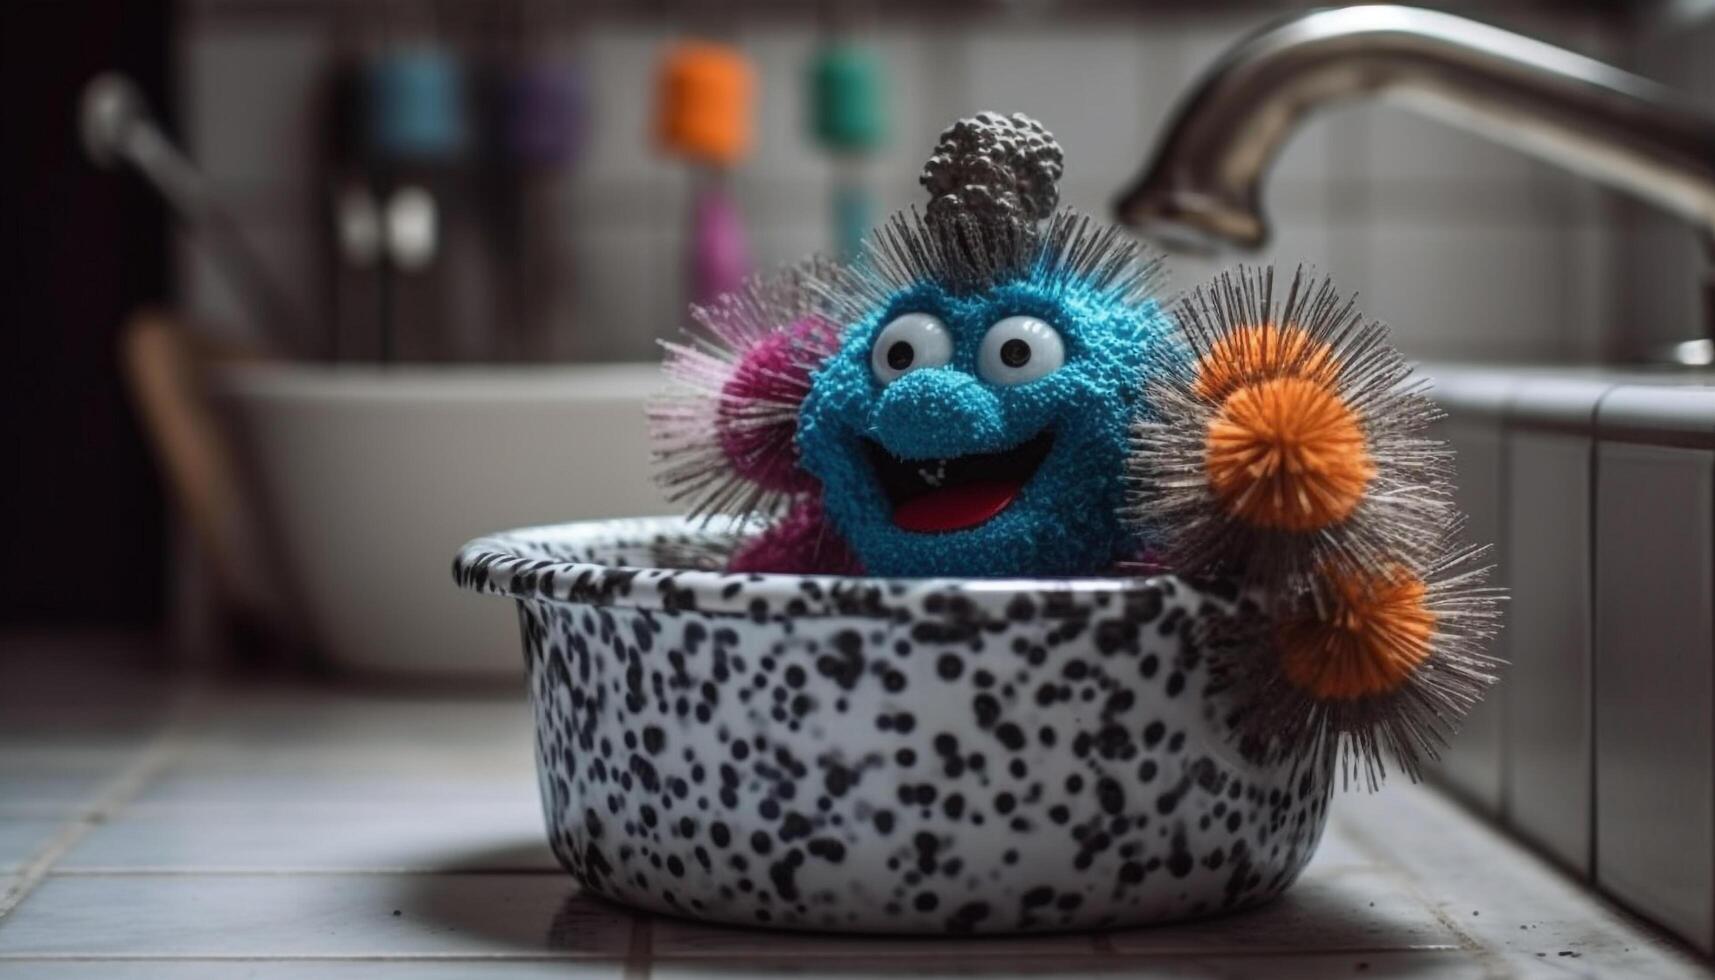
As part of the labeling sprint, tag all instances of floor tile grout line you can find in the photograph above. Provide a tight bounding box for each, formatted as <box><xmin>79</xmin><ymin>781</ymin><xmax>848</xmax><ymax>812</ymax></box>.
<box><xmin>650</xmin><ymin>945</ymin><xmax>1465</xmax><ymax>959</ymax></box>
<box><xmin>1329</xmin><ymin>810</ymin><xmax>1459</xmax><ymax>930</ymax></box>
<box><xmin>1328</xmin><ymin>805</ymin><xmax>1505</xmax><ymax>976</ymax></box>
<box><xmin>0</xmin><ymin>953</ymin><xmax>624</xmax><ymax>962</ymax></box>
<box><xmin>45</xmin><ymin>867</ymin><xmax>564</xmax><ymax>877</ymax></box>
<box><xmin>623</xmin><ymin>914</ymin><xmax>653</xmax><ymax>980</ymax></box>
<box><xmin>1337</xmin><ymin>788</ymin><xmax>1715</xmax><ymax>974</ymax></box>
<box><xmin>0</xmin><ymin>686</ymin><xmax>207</xmax><ymax>924</ymax></box>
<box><xmin>0</xmin><ymin>945</ymin><xmax>1466</xmax><ymax>963</ymax></box>
<box><xmin>1090</xmin><ymin>943</ymin><xmax>1467</xmax><ymax>957</ymax></box>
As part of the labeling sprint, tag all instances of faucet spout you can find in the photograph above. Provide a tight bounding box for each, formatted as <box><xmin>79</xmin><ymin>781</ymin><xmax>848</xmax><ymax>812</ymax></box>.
<box><xmin>1115</xmin><ymin>5</ymin><xmax>1715</xmax><ymax>254</ymax></box>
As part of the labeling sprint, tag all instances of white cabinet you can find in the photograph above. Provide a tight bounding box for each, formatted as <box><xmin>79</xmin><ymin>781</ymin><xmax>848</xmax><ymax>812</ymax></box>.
<box><xmin>1426</xmin><ymin>368</ymin><xmax>1715</xmax><ymax>952</ymax></box>
<box><xmin>1425</xmin><ymin>369</ymin><xmax>1521</xmax><ymax>814</ymax></box>
<box><xmin>1594</xmin><ymin>386</ymin><xmax>1715</xmax><ymax>954</ymax></box>
<box><xmin>1503</xmin><ymin>379</ymin><xmax>1611</xmax><ymax>874</ymax></box>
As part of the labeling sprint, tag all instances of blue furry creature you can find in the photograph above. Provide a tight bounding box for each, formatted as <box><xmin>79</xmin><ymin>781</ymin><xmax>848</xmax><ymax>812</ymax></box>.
<box><xmin>795</xmin><ymin>224</ymin><xmax>1173</xmax><ymax>577</ymax></box>
<box><xmin>653</xmin><ymin>111</ymin><xmax>1175</xmax><ymax>578</ymax></box>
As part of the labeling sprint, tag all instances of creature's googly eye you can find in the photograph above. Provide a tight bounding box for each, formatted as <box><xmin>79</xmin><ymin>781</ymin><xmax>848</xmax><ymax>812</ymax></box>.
<box><xmin>870</xmin><ymin>313</ymin><xmax>953</xmax><ymax>383</ymax></box>
<box><xmin>978</xmin><ymin>316</ymin><xmax>1065</xmax><ymax>385</ymax></box>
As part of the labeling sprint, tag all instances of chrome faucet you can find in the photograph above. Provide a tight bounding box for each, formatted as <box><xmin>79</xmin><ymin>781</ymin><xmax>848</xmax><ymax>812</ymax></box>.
<box><xmin>1114</xmin><ymin>5</ymin><xmax>1715</xmax><ymax>365</ymax></box>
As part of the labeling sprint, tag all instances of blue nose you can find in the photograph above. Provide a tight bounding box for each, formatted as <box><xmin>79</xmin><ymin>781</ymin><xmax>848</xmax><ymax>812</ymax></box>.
<box><xmin>870</xmin><ymin>369</ymin><xmax>1006</xmax><ymax>458</ymax></box>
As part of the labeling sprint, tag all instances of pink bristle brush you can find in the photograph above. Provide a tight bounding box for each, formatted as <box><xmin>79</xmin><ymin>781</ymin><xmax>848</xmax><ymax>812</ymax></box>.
<box><xmin>649</xmin><ymin>259</ymin><xmax>854</xmax><ymax>573</ymax></box>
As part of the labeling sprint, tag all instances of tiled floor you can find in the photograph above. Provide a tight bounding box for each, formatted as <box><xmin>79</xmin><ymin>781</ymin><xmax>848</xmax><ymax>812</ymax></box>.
<box><xmin>0</xmin><ymin>635</ymin><xmax>1708</xmax><ymax>978</ymax></box>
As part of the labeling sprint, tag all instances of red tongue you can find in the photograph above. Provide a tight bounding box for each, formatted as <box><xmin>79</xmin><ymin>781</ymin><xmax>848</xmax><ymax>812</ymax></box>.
<box><xmin>893</xmin><ymin>480</ymin><xmax>1024</xmax><ymax>534</ymax></box>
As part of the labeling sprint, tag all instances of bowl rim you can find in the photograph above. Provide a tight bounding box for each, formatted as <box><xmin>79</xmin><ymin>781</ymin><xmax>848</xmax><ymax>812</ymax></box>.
<box><xmin>453</xmin><ymin>515</ymin><xmax>1217</xmax><ymax>620</ymax></box>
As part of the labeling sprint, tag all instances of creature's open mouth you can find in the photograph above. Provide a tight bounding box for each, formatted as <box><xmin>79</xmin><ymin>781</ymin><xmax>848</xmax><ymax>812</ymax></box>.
<box><xmin>863</xmin><ymin>431</ymin><xmax>1055</xmax><ymax>533</ymax></box>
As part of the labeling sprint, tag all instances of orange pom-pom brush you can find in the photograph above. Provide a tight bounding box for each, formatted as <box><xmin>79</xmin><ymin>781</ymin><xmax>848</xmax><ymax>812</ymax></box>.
<box><xmin>1192</xmin><ymin>321</ymin><xmax>1337</xmax><ymax>403</ymax></box>
<box><xmin>1204</xmin><ymin>375</ymin><xmax>1375</xmax><ymax>532</ymax></box>
<box><xmin>1127</xmin><ymin>264</ymin><xmax>1504</xmax><ymax>784</ymax></box>
<box><xmin>1125</xmin><ymin>265</ymin><xmax>1454</xmax><ymax>595</ymax></box>
<box><xmin>1208</xmin><ymin>541</ymin><xmax>1504</xmax><ymax>787</ymax></box>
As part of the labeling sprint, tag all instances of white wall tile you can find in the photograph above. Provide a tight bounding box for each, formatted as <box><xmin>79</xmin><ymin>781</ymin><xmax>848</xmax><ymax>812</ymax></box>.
<box><xmin>1351</xmin><ymin>217</ymin><xmax>1573</xmax><ymax>362</ymax></box>
<box><xmin>737</xmin><ymin>27</ymin><xmax>827</xmax><ymax>185</ymax></box>
<box><xmin>964</xmin><ymin>25</ymin><xmax>1164</xmax><ymax>186</ymax></box>
<box><xmin>1356</xmin><ymin>100</ymin><xmax>1538</xmax><ymax>187</ymax></box>
<box><xmin>1618</xmin><ymin>213</ymin><xmax>1704</xmax><ymax>356</ymax></box>
<box><xmin>576</xmin><ymin>26</ymin><xmax>678</xmax><ymax>186</ymax></box>
<box><xmin>1563</xmin><ymin>221</ymin><xmax>1620</xmax><ymax>361</ymax></box>
<box><xmin>1506</xmin><ymin>7</ymin><xmax>1624</xmax><ymax>62</ymax></box>
<box><xmin>871</xmin><ymin>28</ymin><xmax>967</xmax><ymax>181</ymax></box>
<box><xmin>1163</xmin><ymin>217</ymin><xmax>1342</xmax><ymax>304</ymax></box>
<box><xmin>565</xmin><ymin>223</ymin><xmax>679</xmax><ymax>361</ymax></box>
<box><xmin>871</xmin><ymin>171</ymin><xmax>928</xmax><ymax>221</ymax></box>
<box><xmin>732</xmin><ymin>174</ymin><xmax>827</xmax><ymax>231</ymax></box>
<box><xmin>750</xmin><ymin>222</ymin><xmax>832</xmax><ymax>277</ymax></box>
<box><xmin>1609</xmin><ymin>12</ymin><xmax>1713</xmax><ymax>361</ymax></box>
<box><xmin>181</xmin><ymin>23</ymin><xmax>333</xmax><ymax>191</ymax></box>
<box><xmin>1054</xmin><ymin>178</ymin><xmax>1122</xmax><ymax>225</ymax></box>
<box><xmin>1632</xmin><ymin>11</ymin><xmax>1715</xmax><ymax>104</ymax></box>
<box><xmin>568</xmin><ymin>171</ymin><xmax>683</xmax><ymax>226</ymax></box>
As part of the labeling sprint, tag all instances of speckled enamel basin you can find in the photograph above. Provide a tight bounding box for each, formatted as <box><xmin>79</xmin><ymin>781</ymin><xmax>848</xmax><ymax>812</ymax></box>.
<box><xmin>454</xmin><ymin>517</ymin><xmax>1332</xmax><ymax>934</ymax></box>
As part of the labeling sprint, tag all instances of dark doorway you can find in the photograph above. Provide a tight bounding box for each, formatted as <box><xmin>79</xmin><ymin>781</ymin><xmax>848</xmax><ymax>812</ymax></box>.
<box><xmin>1</xmin><ymin>0</ymin><xmax>174</xmax><ymax>628</ymax></box>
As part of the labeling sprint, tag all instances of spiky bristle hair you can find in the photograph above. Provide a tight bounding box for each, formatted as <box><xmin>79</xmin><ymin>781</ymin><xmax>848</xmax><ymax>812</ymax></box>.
<box><xmin>1123</xmin><ymin>265</ymin><xmax>1454</xmax><ymax>597</ymax></box>
<box><xmin>649</xmin><ymin>257</ymin><xmax>843</xmax><ymax>523</ymax></box>
<box><xmin>811</xmin><ymin>208</ymin><xmax>1166</xmax><ymax>327</ymax></box>
<box><xmin>1205</xmin><ymin>537</ymin><xmax>1505</xmax><ymax>788</ymax></box>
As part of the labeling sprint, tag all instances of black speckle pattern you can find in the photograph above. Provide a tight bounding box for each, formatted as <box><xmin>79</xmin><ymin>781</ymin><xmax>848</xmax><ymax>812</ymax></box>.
<box><xmin>455</xmin><ymin>517</ymin><xmax>1332</xmax><ymax>934</ymax></box>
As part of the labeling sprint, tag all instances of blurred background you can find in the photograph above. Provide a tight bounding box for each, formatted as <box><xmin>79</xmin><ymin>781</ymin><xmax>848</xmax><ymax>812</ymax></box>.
<box><xmin>5</xmin><ymin>0</ymin><xmax>1715</xmax><ymax>960</ymax></box>
<box><xmin>12</xmin><ymin>0</ymin><xmax>1699</xmax><ymax>650</ymax></box>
